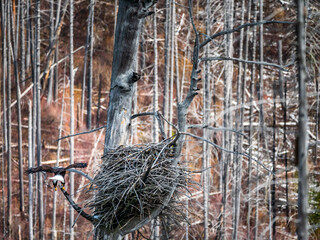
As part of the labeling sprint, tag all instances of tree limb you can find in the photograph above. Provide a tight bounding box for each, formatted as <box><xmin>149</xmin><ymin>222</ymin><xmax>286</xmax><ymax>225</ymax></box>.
<box><xmin>66</xmin><ymin>169</ymin><xmax>93</xmax><ymax>181</ymax></box>
<box><xmin>60</xmin><ymin>185</ymin><xmax>95</xmax><ymax>223</ymax></box>
<box><xmin>188</xmin><ymin>124</ymin><xmax>246</xmax><ymax>137</ymax></box>
<box><xmin>181</xmin><ymin>132</ymin><xmax>272</xmax><ymax>173</ymax></box>
<box><xmin>200</xmin><ymin>20</ymin><xmax>294</xmax><ymax>49</ymax></box>
<box><xmin>200</xmin><ymin>56</ymin><xmax>290</xmax><ymax>71</ymax></box>
<box><xmin>57</xmin><ymin>124</ymin><xmax>106</xmax><ymax>141</ymax></box>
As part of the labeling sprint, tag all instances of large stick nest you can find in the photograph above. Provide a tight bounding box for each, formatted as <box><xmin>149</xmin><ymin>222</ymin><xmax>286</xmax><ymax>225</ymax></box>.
<box><xmin>89</xmin><ymin>138</ymin><xmax>191</xmax><ymax>232</ymax></box>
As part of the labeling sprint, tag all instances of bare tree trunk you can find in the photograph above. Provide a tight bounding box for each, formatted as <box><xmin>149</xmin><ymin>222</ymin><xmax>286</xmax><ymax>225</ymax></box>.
<box><xmin>221</xmin><ymin>0</ymin><xmax>234</xmax><ymax>238</ymax></box>
<box><xmin>153</xmin><ymin>5</ymin><xmax>158</xmax><ymax>143</ymax></box>
<box><xmin>97</xmin><ymin>73</ymin><xmax>102</xmax><ymax>128</ymax></box>
<box><xmin>103</xmin><ymin>1</ymin><xmax>155</xmax><ymax>152</ymax></box>
<box><xmin>163</xmin><ymin>0</ymin><xmax>171</xmax><ymax>133</ymax></box>
<box><xmin>203</xmin><ymin>0</ymin><xmax>211</xmax><ymax>239</ymax></box>
<box><xmin>11</xmin><ymin>0</ymin><xmax>25</xmax><ymax>213</ymax></box>
<box><xmin>53</xmin><ymin>0</ymin><xmax>62</xmax><ymax>102</ymax></box>
<box><xmin>21</xmin><ymin>0</ymin><xmax>26</xmax><ymax>89</ymax></box>
<box><xmin>152</xmin><ymin>6</ymin><xmax>159</xmax><ymax>237</ymax></box>
<box><xmin>296</xmin><ymin>0</ymin><xmax>309</xmax><ymax>238</ymax></box>
<box><xmin>28</xmin><ymin>100</ymin><xmax>34</xmax><ymax>240</ymax></box>
<box><xmin>26</xmin><ymin>0</ymin><xmax>31</xmax><ymax>70</ymax></box>
<box><xmin>6</xmin><ymin>1</ymin><xmax>12</xmax><ymax>235</ymax></box>
<box><xmin>51</xmin><ymin>74</ymin><xmax>66</xmax><ymax>240</ymax></box>
<box><xmin>47</xmin><ymin>0</ymin><xmax>55</xmax><ymax>104</ymax></box>
<box><xmin>69</xmin><ymin>0</ymin><xmax>75</xmax><ymax>238</ymax></box>
<box><xmin>232</xmin><ymin>0</ymin><xmax>245</xmax><ymax>239</ymax></box>
<box><xmin>86</xmin><ymin>0</ymin><xmax>95</xmax><ymax>129</ymax></box>
<box><xmin>250</xmin><ymin>2</ymin><xmax>259</xmax><ymax>239</ymax></box>
<box><xmin>245</xmin><ymin>2</ymin><xmax>253</xmax><ymax>238</ymax></box>
<box><xmin>35</xmin><ymin>0</ymin><xmax>44</xmax><ymax>238</ymax></box>
<box><xmin>1</xmin><ymin>1</ymin><xmax>8</xmax><ymax>234</ymax></box>
<box><xmin>169</xmin><ymin>0</ymin><xmax>175</xmax><ymax>134</ymax></box>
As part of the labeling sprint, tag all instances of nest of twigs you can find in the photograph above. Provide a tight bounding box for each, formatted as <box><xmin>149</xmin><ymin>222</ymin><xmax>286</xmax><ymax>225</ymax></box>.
<box><xmin>89</xmin><ymin>137</ymin><xmax>191</xmax><ymax>232</ymax></box>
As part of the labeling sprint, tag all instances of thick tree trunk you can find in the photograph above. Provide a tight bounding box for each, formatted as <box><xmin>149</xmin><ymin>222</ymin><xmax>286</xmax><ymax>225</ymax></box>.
<box><xmin>104</xmin><ymin>0</ymin><xmax>155</xmax><ymax>152</ymax></box>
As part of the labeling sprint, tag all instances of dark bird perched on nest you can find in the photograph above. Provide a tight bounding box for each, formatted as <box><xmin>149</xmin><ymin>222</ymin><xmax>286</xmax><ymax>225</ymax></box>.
<box><xmin>26</xmin><ymin>163</ymin><xmax>87</xmax><ymax>191</ymax></box>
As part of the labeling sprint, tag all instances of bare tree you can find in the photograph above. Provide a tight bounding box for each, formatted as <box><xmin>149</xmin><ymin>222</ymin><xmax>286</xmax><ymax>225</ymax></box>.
<box><xmin>1</xmin><ymin>0</ymin><xmax>8</xmax><ymax>235</ymax></box>
<box><xmin>86</xmin><ymin>0</ymin><xmax>95</xmax><ymax>129</ymax></box>
<box><xmin>69</xmin><ymin>0</ymin><xmax>75</xmax><ymax>238</ymax></box>
<box><xmin>28</xmin><ymin>100</ymin><xmax>34</xmax><ymax>240</ymax></box>
<box><xmin>6</xmin><ymin>1</ymin><xmax>12</xmax><ymax>235</ymax></box>
<box><xmin>296</xmin><ymin>0</ymin><xmax>309</xmax><ymax>239</ymax></box>
<box><xmin>35</xmin><ymin>0</ymin><xmax>44</xmax><ymax>238</ymax></box>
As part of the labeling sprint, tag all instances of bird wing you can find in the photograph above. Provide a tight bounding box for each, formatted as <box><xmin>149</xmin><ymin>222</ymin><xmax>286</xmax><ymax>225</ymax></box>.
<box><xmin>65</xmin><ymin>163</ymin><xmax>88</xmax><ymax>169</ymax></box>
<box><xmin>25</xmin><ymin>165</ymin><xmax>54</xmax><ymax>174</ymax></box>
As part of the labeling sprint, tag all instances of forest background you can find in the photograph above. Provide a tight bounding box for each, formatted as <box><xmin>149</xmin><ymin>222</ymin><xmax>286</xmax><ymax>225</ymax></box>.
<box><xmin>0</xmin><ymin>0</ymin><xmax>319</xmax><ymax>239</ymax></box>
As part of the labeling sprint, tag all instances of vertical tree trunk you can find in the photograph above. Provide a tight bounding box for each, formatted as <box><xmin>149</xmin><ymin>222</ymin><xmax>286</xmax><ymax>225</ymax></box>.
<box><xmin>69</xmin><ymin>0</ymin><xmax>75</xmax><ymax>238</ymax></box>
<box><xmin>221</xmin><ymin>0</ymin><xmax>234</xmax><ymax>238</ymax></box>
<box><xmin>271</xmin><ymin>80</ymin><xmax>277</xmax><ymax>239</ymax></box>
<box><xmin>169</xmin><ymin>0</ymin><xmax>175</xmax><ymax>134</ymax></box>
<box><xmin>296</xmin><ymin>0</ymin><xmax>309</xmax><ymax>238</ymax></box>
<box><xmin>21</xmin><ymin>0</ymin><xmax>26</xmax><ymax>89</ymax></box>
<box><xmin>28</xmin><ymin>100</ymin><xmax>34</xmax><ymax>240</ymax></box>
<box><xmin>203</xmin><ymin>0</ymin><xmax>211</xmax><ymax>239</ymax></box>
<box><xmin>26</xmin><ymin>0</ymin><xmax>31</xmax><ymax>69</ymax></box>
<box><xmin>86</xmin><ymin>0</ymin><xmax>95</xmax><ymax>129</ymax></box>
<box><xmin>153</xmin><ymin>4</ymin><xmax>158</xmax><ymax>142</ymax></box>
<box><xmin>96</xmin><ymin>73</ymin><xmax>102</xmax><ymax>128</ymax></box>
<box><xmin>245</xmin><ymin>2</ymin><xmax>252</xmax><ymax>238</ymax></box>
<box><xmin>104</xmin><ymin>0</ymin><xmax>155</xmax><ymax>152</ymax></box>
<box><xmin>12</xmin><ymin>0</ymin><xmax>25</xmax><ymax>213</ymax></box>
<box><xmin>163</xmin><ymin>0</ymin><xmax>171</xmax><ymax>133</ymax></box>
<box><xmin>6</xmin><ymin>1</ymin><xmax>12</xmax><ymax>235</ymax></box>
<box><xmin>47</xmin><ymin>0</ymin><xmax>55</xmax><ymax>104</ymax></box>
<box><xmin>35</xmin><ymin>0</ymin><xmax>44</xmax><ymax>238</ymax></box>
<box><xmin>1</xmin><ymin>0</ymin><xmax>8</xmax><ymax>235</ymax></box>
<box><xmin>232</xmin><ymin>0</ymin><xmax>245</xmax><ymax>239</ymax></box>
<box><xmin>52</xmin><ymin>75</ymin><xmax>66</xmax><ymax>240</ymax></box>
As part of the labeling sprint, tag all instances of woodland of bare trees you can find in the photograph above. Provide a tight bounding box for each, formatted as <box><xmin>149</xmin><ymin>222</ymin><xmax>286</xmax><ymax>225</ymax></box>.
<box><xmin>1</xmin><ymin>0</ymin><xmax>320</xmax><ymax>239</ymax></box>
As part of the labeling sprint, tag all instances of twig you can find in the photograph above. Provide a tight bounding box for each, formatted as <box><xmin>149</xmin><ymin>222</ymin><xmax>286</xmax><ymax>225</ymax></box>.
<box><xmin>200</xmin><ymin>56</ymin><xmax>289</xmax><ymax>72</ymax></box>
<box><xmin>57</xmin><ymin>125</ymin><xmax>106</xmax><ymax>141</ymax></box>
<box><xmin>130</xmin><ymin>111</ymin><xmax>167</xmax><ymax>139</ymax></box>
<box><xmin>200</xmin><ymin>20</ymin><xmax>294</xmax><ymax>48</ymax></box>
<box><xmin>181</xmin><ymin>132</ymin><xmax>272</xmax><ymax>173</ymax></box>
<box><xmin>188</xmin><ymin>124</ymin><xmax>246</xmax><ymax>137</ymax></box>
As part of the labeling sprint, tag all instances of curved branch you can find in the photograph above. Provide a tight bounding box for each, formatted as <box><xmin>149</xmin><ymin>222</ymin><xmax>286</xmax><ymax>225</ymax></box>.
<box><xmin>130</xmin><ymin>111</ymin><xmax>167</xmax><ymax>139</ymax></box>
<box><xmin>66</xmin><ymin>169</ymin><xmax>93</xmax><ymax>181</ymax></box>
<box><xmin>60</xmin><ymin>186</ymin><xmax>96</xmax><ymax>223</ymax></box>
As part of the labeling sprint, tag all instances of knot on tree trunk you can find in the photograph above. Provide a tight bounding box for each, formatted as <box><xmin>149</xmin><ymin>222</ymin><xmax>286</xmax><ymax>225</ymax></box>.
<box><xmin>116</xmin><ymin>71</ymin><xmax>140</xmax><ymax>92</ymax></box>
